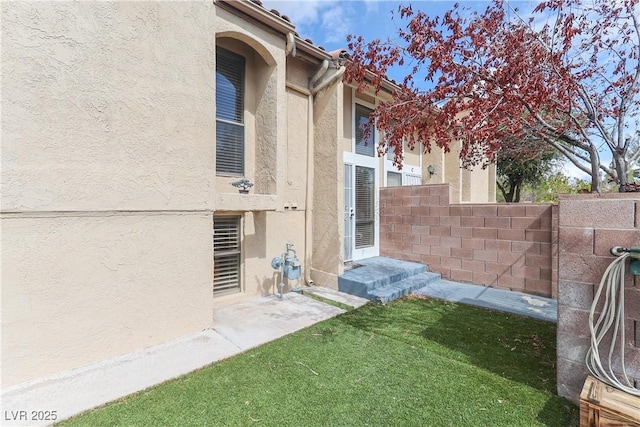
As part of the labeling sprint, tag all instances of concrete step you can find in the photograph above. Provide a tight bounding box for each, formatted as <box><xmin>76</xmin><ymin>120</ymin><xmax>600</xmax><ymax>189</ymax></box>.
<box><xmin>338</xmin><ymin>257</ymin><xmax>427</xmax><ymax>299</ymax></box>
<box><xmin>369</xmin><ymin>272</ymin><xmax>442</xmax><ymax>304</ymax></box>
<box><xmin>301</xmin><ymin>286</ymin><xmax>370</xmax><ymax>308</ymax></box>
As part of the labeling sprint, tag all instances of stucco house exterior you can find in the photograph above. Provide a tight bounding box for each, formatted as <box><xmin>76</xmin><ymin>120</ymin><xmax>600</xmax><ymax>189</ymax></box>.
<box><xmin>1</xmin><ymin>0</ymin><xmax>496</xmax><ymax>390</ymax></box>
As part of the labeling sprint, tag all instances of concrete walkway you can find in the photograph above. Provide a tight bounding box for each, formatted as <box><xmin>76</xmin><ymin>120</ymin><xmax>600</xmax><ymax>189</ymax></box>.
<box><xmin>1</xmin><ymin>282</ymin><xmax>554</xmax><ymax>426</ymax></box>
<box><xmin>414</xmin><ymin>279</ymin><xmax>557</xmax><ymax>322</ymax></box>
<box><xmin>0</xmin><ymin>293</ymin><xmax>351</xmax><ymax>426</ymax></box>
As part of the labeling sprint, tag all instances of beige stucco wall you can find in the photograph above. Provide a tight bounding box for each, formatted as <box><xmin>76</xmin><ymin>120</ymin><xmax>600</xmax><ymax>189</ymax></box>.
<box><xmin>214</xmin><ymin>7</ymin><xmax>287</xmax><ymax>197</ymax></box>
<box><xmin>444</xmin><ymin>141</ymin><xmax>464</xmax><ymax>202</ymax></box>
<box><xmin>284</xmin><ymin>88</ymin><xmax>309</xmax><ymax>209</ymax></box>
<box><xmin>341</xmin><ymin>87</ymin><xmax>354</xmax><ymax>153</ymax></box>
<box><xmin>422</xmin><ymin>144</ymin><xmax>446</xmax><ymax>185</ymax></box>
<box><xmin>311</xmin><ymin>82</ymin><xmax>344</xmax><ymax>288</ymax></box>
<box><xmin>1</xmin><ymin>1</ymin><xmax>221</xmax><ymax>387</ymax></box>
<box><xmin>2</xmin><ymin>1</ymin><xmax>217</xmax><ymax>212</ymax></box>
<box><xmin>467</xmin><ymin>163</ymin><xmax>496</xmax><ymax>203</ymax></box>
<box><xmin>460</xmin><ymin>157</ymin><xmax>496</xmax><ymax>203</ymax></box>
<box><xmin>403</xmin><ymin>143</ymin><xmax>422</xmax><ymax>168</ymax></box>
<box><xmin>237</xmin><ymin>211</ymin><xmax>306</xmax><ymax>300</ymax></box>
<box><xmin>1</xmin><ymin>1</ymin><xmax>307</xmax><ymax>387</ymax></box>
<box><xmin>1</xmin><ymin>213</ymin><xmax>214</xmax><ymax>387</ymax></box>
<box><xmin>286</xmin><ymin>56</ymin><xmax>314</xmax><ymax>89</ymax></box>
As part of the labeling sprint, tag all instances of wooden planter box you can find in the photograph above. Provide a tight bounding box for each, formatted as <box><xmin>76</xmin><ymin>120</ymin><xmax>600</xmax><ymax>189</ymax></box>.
<box><xmin>580</xmin><ymin>375</ymin><xmax>640</xmax><ymax>427</ymax></box>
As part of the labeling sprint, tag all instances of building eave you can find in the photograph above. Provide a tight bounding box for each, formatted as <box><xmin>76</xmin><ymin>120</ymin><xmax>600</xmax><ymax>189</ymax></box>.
<box><xmin>214</xmin><ymin>0</ymin><xmax>296</xmax><ymax>35</ymax></box>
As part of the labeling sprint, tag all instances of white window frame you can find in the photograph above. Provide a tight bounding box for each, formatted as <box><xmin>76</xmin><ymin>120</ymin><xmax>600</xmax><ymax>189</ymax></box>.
<box><xmin>215</xmin><ymin>47</ymin><xmax>245</xmax><ymax>177</ymax></box>
<box><xmin>352</xmin><ymin>97</ymin><xmax>378</xmax><ymax>157</ymax></box>
<box><xmin>213</xmin><ymin>215</ymin><xmax>242</xmax><ymax>296</ymax></box>
<box><xmin>383</xmin><ymin>140</ymin><xmax>423</xmax><ymax>186</ymax></box>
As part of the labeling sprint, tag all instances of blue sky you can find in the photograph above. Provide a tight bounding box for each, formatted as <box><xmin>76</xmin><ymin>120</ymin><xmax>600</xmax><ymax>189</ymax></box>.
<box><xmin>264</xmin><ymin>1</ymin><xmax>545</xmax><ymax>85</ymax></box>
<box><xmin>263</xmin><ymin>1</ymin><xmax>541</xmax><ymax>56</ymax></box>
<box><xmin>264</xmin><ymin>1</ymin><xmax>487</xmax><ymax>79</ymax></box>
<box><xmin>262</xmin><ymin>0</ymin><xmax>593</xmax><ymax>179</ymax></box>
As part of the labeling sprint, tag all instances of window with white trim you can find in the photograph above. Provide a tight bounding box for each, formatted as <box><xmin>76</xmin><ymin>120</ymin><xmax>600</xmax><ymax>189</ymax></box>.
<box><xmin>387</xmin><ymin>171</ymin><xmax>402</xmax><ymax>187</ymax></box>
<box><xmin>355</xmin><ymin>104</ymin><xmax>375</xmax><ymax>157</ymax></box>
<box><xmin>216</xmin><ymin>47</ymin><xmax>245</xmax><ymax>176</ymax></box>
<box><xmin>383</xmin><ymin>138</ymin><xmax>423</xmax><ymax>187</ymax></box>
<box><xmin>213</xmin><ymin>215</ymin><xmax>241</xmax><ymax>295</ymax></box>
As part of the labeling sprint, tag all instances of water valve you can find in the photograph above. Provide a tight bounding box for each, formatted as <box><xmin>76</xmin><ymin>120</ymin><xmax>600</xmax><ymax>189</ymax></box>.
<box><xmin>610</xmin><ymin>246</ymin><xmax>640</xmax><ymax>275</ymax></box>
<box><xmin>271</xmin><ymin>243</ymin><xmax>302</xmax><ymax>299</ymax></box>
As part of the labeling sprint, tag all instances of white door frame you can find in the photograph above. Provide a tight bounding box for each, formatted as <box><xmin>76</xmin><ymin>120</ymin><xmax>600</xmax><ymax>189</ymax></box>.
<box><xmin>344</xmin><ymin>151</ymin><xmax>379</xmax><ymax>261</ymax></box>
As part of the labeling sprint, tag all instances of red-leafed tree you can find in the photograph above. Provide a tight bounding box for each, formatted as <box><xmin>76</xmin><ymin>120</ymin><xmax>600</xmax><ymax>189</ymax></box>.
<box><xmin>344</xmin><ymin>0</ymin><xmax>640</xmax><ymax>193</ymax></box>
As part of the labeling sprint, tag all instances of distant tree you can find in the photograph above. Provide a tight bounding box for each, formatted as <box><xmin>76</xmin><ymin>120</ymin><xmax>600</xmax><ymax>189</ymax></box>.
<box><xmin>344</xmin><ymin>0</ymin><xmax>640</xmax><ymax>193</ymax></box>
<box><xmin>620</xmin><ymin>136</ymin><xmax>640</xmax><ymax>181</ymax></box>
<box><xmin>527</xmin><ymin>172</ymin><xmax>591</xmax><ymax>202</ymax></box>
<box><xmin>496</xmin><ymin>136</ymin><xmax>560</xmax><ymax>202</ymax></box>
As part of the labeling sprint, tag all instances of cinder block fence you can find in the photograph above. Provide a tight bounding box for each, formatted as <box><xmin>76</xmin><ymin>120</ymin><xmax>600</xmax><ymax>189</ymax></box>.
<box><xmin>556</xmin><ymin>194</ymin><xmax>640</xmax><ymax>401</ymax></box>
<box><xmin>380</xmin><ymin>184</ymin><xmax>557</xmax><ymax>297</ymax></box>
<box><xmin>380</xmin><ymin>184</ymin><xmax>640</xmax><ymax>403</ymax></box>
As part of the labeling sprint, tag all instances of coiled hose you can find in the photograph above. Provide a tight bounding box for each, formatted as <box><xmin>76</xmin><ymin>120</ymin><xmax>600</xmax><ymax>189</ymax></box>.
<box><xmin>586</xmin><ymin>247</ymin><xmax>640</xmax><ymax>396</ymax></box>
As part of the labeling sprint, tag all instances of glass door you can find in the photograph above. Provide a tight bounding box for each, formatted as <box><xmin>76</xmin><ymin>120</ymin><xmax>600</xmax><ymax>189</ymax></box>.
<box><xmin>355</xmin><ymin>166</ymin><xmax>375</xmax><ymax>251</ymax></box>
<box><xmin>343</xmin><ymin>163</ymin><xmax>354</xmax><ymax>262</ymax></box>
<box><xmin>344</xmin><ymin>153</ymin><xmax>379</xmax><ymax>261</ymax></box>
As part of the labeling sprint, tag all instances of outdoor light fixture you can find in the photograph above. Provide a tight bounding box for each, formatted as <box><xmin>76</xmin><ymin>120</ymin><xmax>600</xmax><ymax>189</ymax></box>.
<box><xmin>427</xmin><ymin>165</ymin><xmax>436</xmax><ymax>175</ymax></box>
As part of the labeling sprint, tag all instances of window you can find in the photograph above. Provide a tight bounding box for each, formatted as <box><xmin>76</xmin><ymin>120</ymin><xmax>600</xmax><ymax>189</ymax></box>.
<box><xmin>216</xmin><ymin>47</ymin><xmax>245</xmax><ymax>176</ymax></box>
<box><xmin>385</xmin><ymin>121</ymin><xmax>400</xmax><ymax>161</ymax></box>
<box><xmin>213</xmin><ymin>215</ymin><xmax>241</xmax><ymax>295</ymax></box>
<box><xmin>355</xmin><ymin>166</ymin><xmax>375</xmax><ymax>248</ymax></box>
<box><xmin>386</xmin><ymin>143</ymin><xmax>397</xmax><ymax>161</ymax></box>
<box><xmin>387</xmin><ymin>171</ymin><xmax>402</xmax><ymax>187</ymax></box>
<box><xmin>355</xmin><ymin>104</ymin><xmax>375</xmax><ymax>157</ymax></box>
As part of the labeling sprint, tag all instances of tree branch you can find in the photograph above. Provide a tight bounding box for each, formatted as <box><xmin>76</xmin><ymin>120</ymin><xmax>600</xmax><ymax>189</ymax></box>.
<box><xmin>544</xmin><ymin>137</ymin><xmax>593</xmax><ymax>176</ymax></box>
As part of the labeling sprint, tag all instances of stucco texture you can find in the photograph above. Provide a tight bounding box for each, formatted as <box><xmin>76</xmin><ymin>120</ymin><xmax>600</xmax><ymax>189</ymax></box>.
<box><xmin>311</xmin><ymin>82</ymin><xmax>344</xmax><ymax>287</ymax></box>
<box><xmin>1</xmin><ymin>213</ymin><xmax>214</xmax><ymax>387</ymax></box>
<box><xmin>2</xmin><ymin>2</ymin><xmax>217</xmax><ymax>212</ymax></box>
<box><xmin>1</xmin><ymin>0</ymin><xmax>302</xmax><ymax>387</ymax></box>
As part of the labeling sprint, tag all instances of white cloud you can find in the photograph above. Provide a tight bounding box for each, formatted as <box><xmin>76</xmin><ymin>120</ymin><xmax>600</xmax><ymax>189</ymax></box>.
<box><xmin>320</xmin><ymin>5</ymin><xmax>353</xmax><ymax>44</ymax></box>
<box><xmin>265</xmin><ymin>0</ymin><xmax>327</xmax><ymax>26</ymax></box>
<box><xmin>363</xmin><ymin>0</ymin><xmax>379</xmax><ymax>14</ymax></box>
<box><xmin>560</xmin><ymin>160</ymin><xmax>591</xmax><ymax>182</ymax></box>
<box><xmin>263</xmin><ymin>0</ymin><xmax>354</xmax><ymax>48</ymax></box>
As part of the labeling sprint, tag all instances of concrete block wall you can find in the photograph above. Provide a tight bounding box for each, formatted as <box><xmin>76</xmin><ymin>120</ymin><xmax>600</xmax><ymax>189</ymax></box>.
<box><xmin>380</xmin><ymin>185</ymin><xmax>640</xmax><ymax>403</ymax></box>
<box><xmin>556</xmin><ymin>193</ymin><xmax>640</xmax><ymax>402</ymax></box>
<box><xmin>380</xmin><ymin>184</ymin><xmax>556</xmax><ymax>297</ymax></box>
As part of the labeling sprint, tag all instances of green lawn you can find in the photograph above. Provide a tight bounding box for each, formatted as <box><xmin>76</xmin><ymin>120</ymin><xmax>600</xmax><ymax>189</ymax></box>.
<box><xmin>60</xmin><ymin>297</ymin><xmax>578</xmax><ymax>426</ymax></box>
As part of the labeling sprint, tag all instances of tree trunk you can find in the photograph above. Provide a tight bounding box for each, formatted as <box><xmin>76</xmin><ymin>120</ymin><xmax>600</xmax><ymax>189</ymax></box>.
<box><xmin>588</xmin><ymin>146</ymin><xmax>601</xmax><ymax>193</ymax></box>
<box><xmin>498</xmin><ymin>176</ymin><xmax>524</xmax><ymax>202</ymax></box>
<box><xmin>514</xmin><ymin>181</ymin><xmax>522</xmax><ymax>203</ymax></box>
<box><xmin>611</xmin><ymin>151</ymin><xmax>628</xmax><ymax>192</ymax></box>
<box><xmin>508</xmin><ymin>177</ymin><xmax>523</xmax><ymax>202</ymax></box>
<box><xmin>501</xmin><ymin>186</ymin><xmax>514</xmax><ymax>202</ymax></box>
